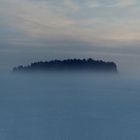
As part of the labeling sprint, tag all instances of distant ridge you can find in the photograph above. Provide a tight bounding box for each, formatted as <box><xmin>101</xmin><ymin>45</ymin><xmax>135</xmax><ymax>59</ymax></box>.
<box><xmin>13</xmin><ymin>58</ymin><xmax>118</xmax><ymax>73</ymax></box>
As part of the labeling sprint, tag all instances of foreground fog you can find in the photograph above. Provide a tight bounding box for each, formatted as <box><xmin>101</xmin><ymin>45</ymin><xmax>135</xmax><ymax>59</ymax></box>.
<box><xmin>0</xmin><ymin>72</ymin><xmax>140</xmax><ymax>140</ymax></box>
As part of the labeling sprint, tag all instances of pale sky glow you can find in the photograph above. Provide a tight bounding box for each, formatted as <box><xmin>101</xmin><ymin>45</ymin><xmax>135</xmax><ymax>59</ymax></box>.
<box><xmin>1</xmin><ymin>0</ymin><xmax>140</xmax><ymax>73</ymax></box>
<box><xmin>1</xmin><ymin>0</ymin><xmax>140</xmax><ymax>42</ymax></box>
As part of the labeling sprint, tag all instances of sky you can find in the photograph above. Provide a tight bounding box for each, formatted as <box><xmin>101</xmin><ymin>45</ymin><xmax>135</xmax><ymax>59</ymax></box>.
<box><xmin>1</xmin><ymin>0</ymin><xmax>140</xmax><ymax>73</ymax></box>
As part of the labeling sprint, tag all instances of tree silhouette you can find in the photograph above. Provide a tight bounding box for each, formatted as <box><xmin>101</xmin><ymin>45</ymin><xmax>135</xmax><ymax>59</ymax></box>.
<box><xmin>13</xmin><ymin>58</ymin><xmax>118</xmax><ymax>73</ymax></box>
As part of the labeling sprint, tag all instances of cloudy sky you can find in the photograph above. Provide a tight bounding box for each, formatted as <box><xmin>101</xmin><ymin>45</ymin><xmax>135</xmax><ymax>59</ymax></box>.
<box><xmin>1</xmin><ymin>0</ymin><xmax>140</xmax><ymax>73</ymax></box>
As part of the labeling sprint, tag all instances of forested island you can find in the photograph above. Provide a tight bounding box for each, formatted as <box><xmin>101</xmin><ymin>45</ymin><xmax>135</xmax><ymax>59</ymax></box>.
<box><xmin>13</xmin><ymin>58</ymin><xmax>118</xmax><ymax>73</ymax></box>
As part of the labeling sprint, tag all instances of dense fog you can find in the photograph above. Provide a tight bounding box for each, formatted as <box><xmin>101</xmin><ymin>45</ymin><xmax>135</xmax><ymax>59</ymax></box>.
<box><xmin>0</xmin><ymin>72</ymin><xmax>139</xmax><ymax>140</ymax></box>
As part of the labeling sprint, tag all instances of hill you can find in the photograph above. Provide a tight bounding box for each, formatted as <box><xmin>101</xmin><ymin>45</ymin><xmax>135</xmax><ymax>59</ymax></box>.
<box><xmin>13</xmin><ymin>58</ymin><xmax>118</xmax><ymax>73</ymax></box>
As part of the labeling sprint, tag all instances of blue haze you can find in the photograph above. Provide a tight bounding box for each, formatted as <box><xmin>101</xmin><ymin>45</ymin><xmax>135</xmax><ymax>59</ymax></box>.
<box><xmin>0</xmin><ymin>72</ymin><xmax>140</xmax><ymax>140</ymax></box>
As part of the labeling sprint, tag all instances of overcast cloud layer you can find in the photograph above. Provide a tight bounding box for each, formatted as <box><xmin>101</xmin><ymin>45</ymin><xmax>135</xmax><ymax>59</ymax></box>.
<box><xmin>1</xmin><ymin>0</ymin><xmax>140</xmax><ymax>73</ymax></box>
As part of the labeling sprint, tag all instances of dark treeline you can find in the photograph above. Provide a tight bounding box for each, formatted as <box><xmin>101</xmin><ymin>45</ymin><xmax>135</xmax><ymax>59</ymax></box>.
<box><xmin>13</xmin><ymin>58</ymin><xmax>118</xmax><ymax>73</ymax></box>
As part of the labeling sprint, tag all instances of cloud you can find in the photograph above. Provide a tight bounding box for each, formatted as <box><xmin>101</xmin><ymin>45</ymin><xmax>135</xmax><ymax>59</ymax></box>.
<box><xmin>62</xmin><ymin>0</ymin><xmax>81</xmax><ymax>12</ymax></box>
<box><xmin>1</xmin><ymin>0</ymin><xmax>76</xmax><ymax>37</ymax></box>
<box><xmin>86</xmin><ymin>0</ymin><xmax>137</xmax><ymax>8</ymax></box>
<box><xmin>1</xmin><ymin>0</ymin><xmax>140</xmax><ymax>47</ymax></box>
<box><xmin>86</xmin><ymin>0</ymin><xmax>101</xmax><ymax>8</ymax></box>
<box><xmin>114</xmin><ymin>0</ymin><xmax>137</xmax><ymax>7</ymax></box>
